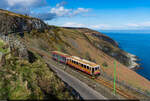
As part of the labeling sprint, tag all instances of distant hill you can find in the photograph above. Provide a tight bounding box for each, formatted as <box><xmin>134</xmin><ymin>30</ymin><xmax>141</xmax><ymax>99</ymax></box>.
<box><xmin>100</xmin><ymin>30</ymin><xmax>150</xmax><ymax>34</ymax></box>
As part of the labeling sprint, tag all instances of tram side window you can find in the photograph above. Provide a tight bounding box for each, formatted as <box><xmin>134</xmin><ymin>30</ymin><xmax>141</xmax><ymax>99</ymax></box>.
<box><xmin>92</xmin><ymin>68</ymin><xmax>94</xmax><ymax>73</ymax></box>
<box><xmin>83</xmin><ymin>65</ymin><xmax>85</xmax><ymax>68</ymax></box>
<box><xmin>87</xmin><ymin>66</ymin><xmax>89</xmax><ymax>70</ymax></box>
<box><xmin>84</xmin><ymin>65</ymin><xmax>86</xmax><ymax>68</ymax></box>
<box><xmin>76</xmin><ymin>61</ymin><xmax>78</xmax><ymax>64</ymax></box>
<box><xmin>74</xmin><ymin>61</ymin><xmax>76</xmax><ymax>64</ymax></box>
<box><xmin>81</xmin><ymin>64</ymin><xmax>83</xmax><ymax>67</ymax></box>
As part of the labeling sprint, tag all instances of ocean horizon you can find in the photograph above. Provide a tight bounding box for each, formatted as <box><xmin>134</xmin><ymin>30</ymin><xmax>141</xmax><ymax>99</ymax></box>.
<box><xmin>100</xmin><ymin>31</ymin><xmax>150</xmax><ymax>81</ymax></box>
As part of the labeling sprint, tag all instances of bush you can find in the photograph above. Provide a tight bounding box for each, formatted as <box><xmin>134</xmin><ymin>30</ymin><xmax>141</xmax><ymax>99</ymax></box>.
<box><xmin>102</xmin><ymin>62</ymin><xmax>108</xmax><ymax>67</ymax></box>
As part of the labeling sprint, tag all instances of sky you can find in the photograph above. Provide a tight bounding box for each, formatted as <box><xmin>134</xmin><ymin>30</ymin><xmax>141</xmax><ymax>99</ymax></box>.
<box><xmin>1</xmin><ymin>0</ymin><xmax>150</xmax><ymax>30</ymax></box>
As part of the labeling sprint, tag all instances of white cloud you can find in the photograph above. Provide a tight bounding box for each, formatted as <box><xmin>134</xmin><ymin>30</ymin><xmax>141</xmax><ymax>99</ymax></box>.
<box><xmin>90</xmin><ymin>24</ymin><xmax>111</xmax><ymax>29</ymax></box>
<box><xmin>0</xmin><ymin>0</ymin><xmax>46</xmax><ymax>9</ymax></box>
<box><xmin>6</xmin><ymin>0</ymin><xmax>37</xmax><ymax>6</ymax></box>
<box><xmin>50</xmin><ymin>2</ymin><xmax>90</xmax><ymax>17</ymax></box>
<box><xmin>61</xmin><ymin>22</ymin><xmax>113</xmax><ymax>29</ymax></box>
<box><xmin>61</xmin><ymin>22</ymin><xmax>144</xmax><ymax>30</ymax></box>
<box><xmin>72</xmin><ymin>8</ymin><xmax>90</xmax><ymax>16</ymax></box>
<box><xmin>50</xmin><ymin>6</ymin><xmax>71</xmax><ymax>16</ymax></box>
<box><xmin>56</xmin><ymin>1</ymin><xmax>67</xmax><ymax>7</ymax></box>
<box><xmin>124</xmin><ymin>22</ymin><xmax>150</xmax><ymax>29</ymax></box>
<box><xmin>141</xmin><ymin>22</ymin><xmax>150</xmax><ymax>27</ymax></box>
<box><xmin>62</xmin><ymin>22</ymin><xmax>86</xmax><ymax>27</ymax></box>
<box><xmin>125</xmin><ymin>23</ymin><xmax>140</xmax><ymax>27</ymax></box>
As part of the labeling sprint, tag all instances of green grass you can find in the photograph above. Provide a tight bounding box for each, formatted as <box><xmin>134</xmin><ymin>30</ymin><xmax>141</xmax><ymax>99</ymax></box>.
<box><xmin>0</xmin><ymin>51</ymin><xmax>76</xmax><ymax>100</ymax></box>
<box><xmin>0</xmin><ymin>40</ymin><xmax>10</xmax><ymax>54</ymax></box>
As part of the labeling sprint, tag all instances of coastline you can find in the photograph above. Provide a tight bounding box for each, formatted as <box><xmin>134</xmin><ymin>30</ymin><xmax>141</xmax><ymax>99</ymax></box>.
<box><xmin>126</xmin><ymin>53</ymin><xmax>141</xmax><ymax>70</ymax></box>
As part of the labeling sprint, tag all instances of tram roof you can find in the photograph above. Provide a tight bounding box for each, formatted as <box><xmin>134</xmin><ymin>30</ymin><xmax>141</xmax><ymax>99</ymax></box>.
<box><xmin>52</xmin><ymin>51</ymin><xmax>70</xmax><ymax>57</ymax></box>
<box><xmin>71</xmin><ymin>56</ymin><xmax>99</xmax><ymax>67</ymax></box>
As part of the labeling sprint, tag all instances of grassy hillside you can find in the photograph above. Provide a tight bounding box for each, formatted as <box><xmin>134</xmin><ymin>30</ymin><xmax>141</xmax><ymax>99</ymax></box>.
<box><xmin>0</xmin><ymin>39</ymin><xmax>77</xmax><ymax>100</ymax></box>
<box><xmin>22</xmin><ymin>27</ymin><xmax>150</xmax><ymax>93</ymax></box>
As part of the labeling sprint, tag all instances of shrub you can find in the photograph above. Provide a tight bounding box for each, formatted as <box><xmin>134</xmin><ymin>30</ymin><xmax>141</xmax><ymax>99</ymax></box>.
<box><xmin>102</xmin><ymin>62</ymin><xmax>108</xmax><ymax>67</ymax></box>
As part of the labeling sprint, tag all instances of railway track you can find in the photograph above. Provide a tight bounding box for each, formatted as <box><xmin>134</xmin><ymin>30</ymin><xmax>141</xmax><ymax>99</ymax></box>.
<box><xmin>28</xmin><ymin>47</ymin><xmax>138</xmax><ymax>99</ymax></box>
<box><xmin>95</xmin><ymin>78</ymin><xmax>136</xmax><ymax>99</ymax></box>
<box><xmin>68</xmin><ymin>66</ymin><xmax>137</xmax><ymax>99</ymax></box>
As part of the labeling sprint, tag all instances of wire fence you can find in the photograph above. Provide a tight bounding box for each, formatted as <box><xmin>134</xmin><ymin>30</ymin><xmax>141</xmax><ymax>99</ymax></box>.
<box><xmin>101</xmin><ymin>70</ymin><xmax>150</xmax><ymax>98</ymax></box>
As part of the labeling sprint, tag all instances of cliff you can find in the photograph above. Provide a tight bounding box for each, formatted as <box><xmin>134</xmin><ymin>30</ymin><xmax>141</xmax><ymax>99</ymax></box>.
<box><xmin>0</xmin><ymin>9</ymin><xmax>48</xmax><ymax>35</ymax></box>
<box><xmin>0</xmin><ymin>9</ymin><xmax>150</xmax><ymax>99</ymax></box>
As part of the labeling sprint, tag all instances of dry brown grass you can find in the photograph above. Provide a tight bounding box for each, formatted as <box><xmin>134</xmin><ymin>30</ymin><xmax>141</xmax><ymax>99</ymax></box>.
<box><xmin>23</xmin><ymin>26</ymin><xmax>150</xmax><ymax>93</ymax></box>
<box><xmin>52</xmin><ymin>28</ymin><xmax>150</xmax><ymax>92</ymax></box>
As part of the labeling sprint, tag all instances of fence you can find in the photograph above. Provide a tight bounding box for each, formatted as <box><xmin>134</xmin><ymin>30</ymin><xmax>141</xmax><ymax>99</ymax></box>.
<box><xmin>101</xmin><ymin>70</ymin><xmax>150</xmax><ymax>98</ymax></box>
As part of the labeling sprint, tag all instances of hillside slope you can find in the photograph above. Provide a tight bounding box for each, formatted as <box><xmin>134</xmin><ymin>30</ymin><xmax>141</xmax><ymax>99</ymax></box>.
<box><xmin>0</xmin><ymin>36</ymin><xmax>79</xmax><ymax>100</ymax></box>
<box><xmin>0</xmin><ymin>9</ymin><xmax>150</xmax><ymax>97</ymax></box>
<box><xmin>28</xmin><ymin>27</ymin><xmax>150</xmax><ymax>90</ymax></box>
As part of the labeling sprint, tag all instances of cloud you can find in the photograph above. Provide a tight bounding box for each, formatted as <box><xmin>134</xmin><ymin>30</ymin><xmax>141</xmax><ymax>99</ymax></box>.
<box><xmin>6</xmin><ymin>0</ymin><xmax>37</xmax><ymax>7</ymax></box>
<box><xmin>125</xmin><ymin>23</ymin><xmax>140</xmax><ymax>27</ymax></box>
<box><xmin>61</xmin><ymin>22</ymin><xmax>113</xmax><ymax>29</ymax></box>
<box><xmin>50</xmin><ymin>2</ymin><xmax>90</xmax><ymax>17</ymax></box>
<box><xmin>90</xmin><ymin>24</ymin><xmax>112</xmax><ymax>29</ymax></box>
<box><xmin>6</xmin><ymin>0</ymin><xmax>46</xmax><ymax>8</ymax></box>
<box><xmin>62</xmin><ymin>22</ymin><xmax>86</xmax><ymax>27</ymax></box>
<box><xmin>61</xmin><ymin>22</ymin><xmax>139</xmax><ymax>30</ymax></box>
<box><xmin>0</xmin><ymin>0</ymin><xmax>90</xmax><ymax>21</ymax></box>
<box><xmin>50</xmin><ymin>6</ymin><xmax>71</xmax><ymax>17</ymax></box>
<box><xmin>32</xmin><ymin>13</ymin><xmax>57</xmax><ymax>20</ymax></box>
<box><xmin>0</xmin><ymin>0</ymin><xmax>47</xmax><ymax>15</ymax></box>
<box><xmin>72</xmin><ymin>8</ymin><xmax>90</xmax><ymax>16</ymax></box>
<box><xmin>56</xmin><ymin>1</ymin><xmax>67</xmax><ymax>7</ymax></box>
<box><xmin>61</xmin><ymin>22</ymin><xmax>111</xmax><ymax>29</ymax></box>
<box><xmin>125</xmin><ymin>22</ymin><xmax>150</xmax><ymax>29</ymax></box>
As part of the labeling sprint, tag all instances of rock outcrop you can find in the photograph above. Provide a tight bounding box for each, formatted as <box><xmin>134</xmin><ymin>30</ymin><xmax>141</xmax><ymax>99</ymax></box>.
<box><xmin>0</xmin><ymin>34</ymin><xmax>28</xmax><ymax>60</ymax></box>
<box><xmin>0</xmin><ymin>9</ymin><xmax>48</xmax><ymax>34</ymax></box>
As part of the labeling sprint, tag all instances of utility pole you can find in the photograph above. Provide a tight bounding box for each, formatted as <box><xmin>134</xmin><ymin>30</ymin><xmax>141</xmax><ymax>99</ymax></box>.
<box><xmin>113</xmin><ymin>60</ymin><xmax>116</xmax><ymax>95</ymax></box>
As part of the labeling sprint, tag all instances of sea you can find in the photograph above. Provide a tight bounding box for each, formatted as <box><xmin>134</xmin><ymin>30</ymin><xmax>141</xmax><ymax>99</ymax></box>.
<box><xmin>99</xmin><ymin>30</ymin><xmax>150</xmax><ymax>81</ymax></box>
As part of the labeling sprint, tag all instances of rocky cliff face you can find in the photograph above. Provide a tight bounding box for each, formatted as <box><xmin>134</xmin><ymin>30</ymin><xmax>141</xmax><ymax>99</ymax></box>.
<box><xmin>0</xmin><ymin>9</ymin><xmax>48</xmax><ymax>34</ymax></box>
<box><xmin>0</xmin><ymin>34</ymin><xmax>29</xmax><ymax>60</ymax></box>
